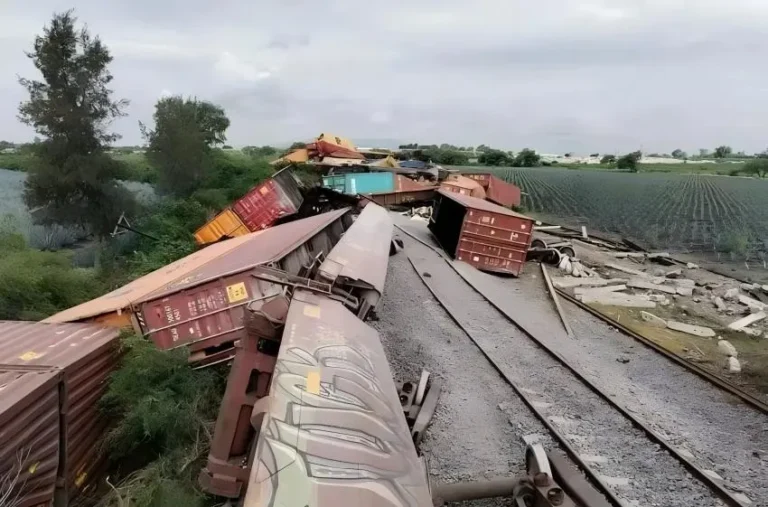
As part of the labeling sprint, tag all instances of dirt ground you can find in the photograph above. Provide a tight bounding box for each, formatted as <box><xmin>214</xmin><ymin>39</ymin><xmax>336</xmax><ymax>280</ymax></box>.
<box><xmin>538</xmin><ymin>230</ymin><xmax>768</xmax><ymax>400</ymax></box>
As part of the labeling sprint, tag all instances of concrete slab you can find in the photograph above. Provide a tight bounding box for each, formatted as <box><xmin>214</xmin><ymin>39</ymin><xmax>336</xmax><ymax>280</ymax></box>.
<box><xmin>552</xmin><ymin>277</ymin><xmax>627</xmax><ymax>289</ymax></box>
<box><xmin>718</xmin><ymin>340</ymin><xmax>737</xmax><ymax>358</ymax></box>
<box><xmin>739</xmin><ymin>295</ymin><xmax>766</xmax><ymax>311</ymax></box>
<box><xmin>627</xmin><ymin>279</ymin><xmax>677</xmax><ymax>294</ymax></box>
<box><xmin>728</xmin><ymin>311</ymin><xmax>767</xmax><ymax>331</ymax></box>
<box><xmin>574</xmin><ymin>284</ymin><xmax>627</xmax><ymax>296</ymax></box>
<box><xmin>729</xmin><ymin>356</ymin><xmax>742</xmax><ymax>373</ymax></box>
<box><xmin>605</xmin><ymin>263</ymin><xmax>647</xmax><ymax>277</ymax></box>
<box><xmin>713</xmin><ymin>297</ymin><xmax>727</xmax><ymax>312</ymax></box>
<box><xmin>676</xmin><ymin>286</ymin><xmax>694</xmax><ymax>296</ymax></box>
<box><xmin>640</xmin><ymin>311</ymin><xmax>667</xmax><ymax>328</ymax></box>
<box><xmin>582</xmin><ymin>294</ymin><xmax>657</xmax><ymax>309</ymax></box>
<box><xmin>667</xmin><ymin>320</ymin><xmax>716</xmax><ymax>338</ymax></box>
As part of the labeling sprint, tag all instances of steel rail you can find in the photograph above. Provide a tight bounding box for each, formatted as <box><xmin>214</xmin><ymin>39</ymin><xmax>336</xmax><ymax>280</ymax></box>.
<box><xmin>405</xmin><ymin>257</ymin><xmax>625</xmax><ymax>507</ymax></box>
<box><xmin>395</xmin><ymin>224</ymin><xmax>749</xmax><ymax>507</ymax></box>
<box><xmin>556</xmin><ymin>289</ymin><xmax>768</xmax><ymax>414</ymax></box>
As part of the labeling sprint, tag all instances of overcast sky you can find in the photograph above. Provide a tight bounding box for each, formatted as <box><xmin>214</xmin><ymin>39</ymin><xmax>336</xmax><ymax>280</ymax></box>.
<box><xmin>1</xmin><ymin>1</ymin><xmax>767</xmax><ymax>154</ymax></box>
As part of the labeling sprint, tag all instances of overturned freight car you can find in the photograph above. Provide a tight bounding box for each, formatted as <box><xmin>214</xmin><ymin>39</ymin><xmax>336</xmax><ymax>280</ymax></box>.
<box><xmin>430</xmin><ymin>190</ymin><xmax>534</xmax><ymax>276</ymax></box>
<box><xmin>45</xmin><ymin>210</ymin><xmax>354</xmax><ymax>365</ymax></box>
<box><xmin>0</xmin><ymin>321</ymin><xmax>121</xmax><ymax>507</ymax></box>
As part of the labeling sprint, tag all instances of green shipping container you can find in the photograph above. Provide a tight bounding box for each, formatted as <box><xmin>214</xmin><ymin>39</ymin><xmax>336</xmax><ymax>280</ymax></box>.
<box><xmin>323</xmin><ymin>172</ymin><xmax>395</xmax><ymax>195</ymax></box>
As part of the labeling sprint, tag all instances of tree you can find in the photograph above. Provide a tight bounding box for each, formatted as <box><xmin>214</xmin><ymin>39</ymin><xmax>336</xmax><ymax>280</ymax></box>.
<box><xmin>590</xmin><ymin>153</ymin><xmax>600</xmax><ymax>157</ymax></box>
<box><xmin>699</xmin><ymin>148</ymin><xmax>710</xmax><ymax>157</ymax></box>
<box><xmin>289</xmin><ymin>141</ymin><xmax>307</xmax><ymax>150</ymax></box>
<box><xmin>141</xmin><ymin>96</ymin><xmax>230</xmax><ymax>196</ymax></box>
<box><xmin>744</xmin><ymin>159</ymin><xmax>768</xmax><ymax>178</ymax></box>
<box><xmin>512</xmin><ymin>148</ymin><xmax>541</xmax><ymax>167</ymax></box>
<box><xmin>616</xmin><ymin>151</ymin><xmax>642</xmax><ymax>172</ymax></box>
<box><xmin>243</xmin><ymin>145</ymin><xmax>277</xmax><ymax>157</ymax></box>
<box><xmin>478</xmin><ymin>149</ymin><xmax>511</xmax><ymax>166</ymax></box>
<box><xmin>18</xmin><ymin>10</ymin><xmax>134</xmax><ymax>237</ymax></box>
<box><xmin>713</xmin><ymin>146</ymin><xmax>732</xmax><ymax>159</ymax></box>
<box><xmin>600</xmin><ymin>154</ymin><xmax>617</xmax><ymax>164</ymax></box>
<box><xmin>671</xmin><ymin>149</ymin><xmax>686</xmax><ymax>159</ymax></box>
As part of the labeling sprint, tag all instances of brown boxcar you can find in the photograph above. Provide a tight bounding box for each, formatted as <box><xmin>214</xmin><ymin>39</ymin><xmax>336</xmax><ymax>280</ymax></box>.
<box><xmin>0</xmin><ymin>321</ymin><xmax>121</xmax><ymax>506</ymax></box>
<box><xmin>135</xmin><ymin>209</ymin><xmax>352</xmax><ymax>365</ymax></box>
<box><xmin>194</xmin><ymin>208</ymin><xmax>250</xmax><ymax>246</ymax></box>
<box><xmin>429</xmin><ymin>190</ymin><xmax>534</xmax><ymax>276</ymax></box>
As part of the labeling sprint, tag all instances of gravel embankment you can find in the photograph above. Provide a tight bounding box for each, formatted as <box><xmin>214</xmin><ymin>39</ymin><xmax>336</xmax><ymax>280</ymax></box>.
<box><xmin>372</xmin><ymin>252</ymin><xmax>558</xmax><ymax>506</ymax></box>
<box><xmin>455</xmin><ymin>257</ymin><xmax>767</xmax><ymax>506</ymax></box>
<box><xmin>401</xmin><ymin>233</ymin><xmax>728</xmax><ymax>507</ymax></box>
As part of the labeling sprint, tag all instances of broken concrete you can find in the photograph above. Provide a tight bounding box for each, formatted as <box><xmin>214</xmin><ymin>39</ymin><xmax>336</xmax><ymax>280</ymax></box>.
<box><xmin>667</xmin><ymin>320</ymin><xmax>716</xmax><ymax>338</ymax></box>
<box><xmin>717</xmin><ymin>340</ymin><xmax>737</xmax><ymax>358</ymax></box>
<box><xmin>574</xmin><ymin>284</ymin><xmax>627</xmax><ymax>296</ymax></box>
<box><xmin>741</xmin><ymin>283</ymin><xmax>758</xmax><ymax>291</ymax></box>
<box><xmin>552</xmin><ymin>277</ymin><xmax>627</xmax><ymax>289</ymax></box>
<box><xmin>742</xmin><ymin>327</ymin><xmax>762</xmax><ymax>337</ymax></box>
<box><xmin>647</xmin><ymin>252</ymin><xmax>671</xmax><ymax>259</ymax></box>
<box><xmin>665</xmin><ymin>269</ymin><xmax>683</xmax><ymax>279</ymax></box>
<box><xmin>724</xmin><ymin>288</ymin><xmax>740</xmax><ymax>301</ymax></box>
<box><xmin>674</xmin><ymin>279</ymin><xmax>696</xmax><ymax>288</ymax></box>
<box><xmin>676</xmin><ymin>286</ymin><xmax>694</xmax><ymax>297</ymax></box>
<box><xmin>728</xmin><ymin>311</ymin><xmax>767</xmax><ymax>331</ymax></box>
<box><xmin>738</xmin><ymin>295</ymin><xmax>766</xmax><ymax>311</ymax></box>
<box><xmin>605</xmin><ymin>263</ymin><xmax>647</xmax><ymax>277</ymax></box>
<box><xmin>728</xmin><ymin>356</ymin><xmax>742</xmax><ymax>373</ymax></box>
<box><xmin>627</xmin><ymin>279</ymin><xmax>677</xmax><ymax>294</ymax></box>
<box><xmin>640</xmin><ymin>311</ymin><xmax>667</xmax><ymax>328</ymax></box>
<box><xmin>686</xmin><ymin>262</ymin><xmax>700</xmax><ymax>269</ymax></box>
<box><xmin>713</xmin><ymin>297</ymin><xmax>727</xmax><ymax>312</ymax></box>
<box><xmin>581</xmin><ymin>294</ymin><xmax>657</xmax><ymax>309</ymax></box>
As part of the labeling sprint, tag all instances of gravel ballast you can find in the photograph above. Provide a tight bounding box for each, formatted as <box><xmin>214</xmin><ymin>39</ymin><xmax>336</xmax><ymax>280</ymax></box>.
<box><xmin>372</xmin><ymin>251</ymin><xmax>558</xmax><ymax>505</ymax></box>
<box><xmin>401</xmin><ymin>233</ymin><xmax>727</xmax><ymax>507</ymax></box>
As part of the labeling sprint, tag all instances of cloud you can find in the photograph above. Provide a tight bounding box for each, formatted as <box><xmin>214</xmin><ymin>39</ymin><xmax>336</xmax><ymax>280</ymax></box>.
<box><xmin>1</xmin><ymin>0</ymin><xmax>768</xmax><ymax>153</ymax></box>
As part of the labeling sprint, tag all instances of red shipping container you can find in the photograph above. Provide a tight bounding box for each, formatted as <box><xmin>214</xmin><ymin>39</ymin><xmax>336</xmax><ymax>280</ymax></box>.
<box><xmin>462</xmin><ymin>173</ymin><xmax>521</xmax><ymax>208</ymax></box>
<box><xmin>232</xmin><ymin>169</ymin><xmax>304</xmax><ymax>232</ymax></box>
<box><xmin>429</xmin><ymin>190</ymin><xmax>534</xmax><ymax>276</ymax></box>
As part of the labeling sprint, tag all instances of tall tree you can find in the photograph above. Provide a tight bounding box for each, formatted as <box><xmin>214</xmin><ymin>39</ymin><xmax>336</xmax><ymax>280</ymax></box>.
<box><xmin>512</xmin><ymin>148</ymin><xmax>541</xmax><ymax>167</ymax></box>
<box><xmin>617</xmin><ymin>151</ymin><xmax>642</xmax><ymax>172</ymax></box>
<box><xmin>18</xmin><ymin>10</ymin><xmax>134</xmax><ymax>237</ymax></box>
<box><xmin>671</xmin><ymin>149</ymin><xmax>686</xmax><ymax>159</ymax></box>
<box><xmin>713</xmin><ymin>145</ymin><xmax>732</xmax><ymax>159</ymax></box>
<box><xmin>141</xmin><ymin>96</ymin><xmax>229</xmax><ymax>196</ymax></box>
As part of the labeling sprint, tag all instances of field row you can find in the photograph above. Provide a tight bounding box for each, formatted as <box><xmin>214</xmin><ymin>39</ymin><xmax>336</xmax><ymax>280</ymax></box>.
<box><xmin>500</xmin><ymin>168</ymin><xmax>768</xmax><ymax>258</ymax></box>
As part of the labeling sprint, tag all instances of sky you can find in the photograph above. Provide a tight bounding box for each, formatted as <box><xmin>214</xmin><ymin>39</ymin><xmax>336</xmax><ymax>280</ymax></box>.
<box><xmin>1</xmin><ymin>0</ymin><xmax>767</xmax><ymax>154</ymax></box>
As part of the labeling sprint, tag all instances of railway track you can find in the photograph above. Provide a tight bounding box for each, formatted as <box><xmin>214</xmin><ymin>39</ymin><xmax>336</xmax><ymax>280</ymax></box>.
<box><xmin>395</xmin><ymin>225</ymin><xmax>751</xmax><ymax>507</ymax></box>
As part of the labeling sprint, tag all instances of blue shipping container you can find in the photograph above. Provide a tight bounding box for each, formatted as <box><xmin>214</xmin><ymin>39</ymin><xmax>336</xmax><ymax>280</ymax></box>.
<box><xmin>323</xmin><ymin>172</ymin><xmax>394</xmax><ymax>195</ymax></box>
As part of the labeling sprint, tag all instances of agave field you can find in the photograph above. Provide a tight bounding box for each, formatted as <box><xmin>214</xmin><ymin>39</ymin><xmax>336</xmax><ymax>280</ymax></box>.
<box><xmin>486</xmin><ymin>167</ymin><xmax>768</xmax><ymax>260</ymax></box>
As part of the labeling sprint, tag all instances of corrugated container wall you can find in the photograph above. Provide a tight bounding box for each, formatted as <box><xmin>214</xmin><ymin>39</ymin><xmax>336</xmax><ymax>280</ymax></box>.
<box><xmin>429</xmin><ymin>190</ymin><xmax>534</xmax><ymax>276</ymax></box>
<box><xmin>232</xmin><ymin>168</ymin><xmax>304</xmax><ymax>232</ymax></box>
<box><xmin>194</xmin><ymin>208</ymin><xmax>250</xmax><ymax>246</ymax></box>
<box><xmin>323</xmin><ymin>172</ymin><xmax>395</xmax><ymax>195</ymax></box>
<box><xmin>136</xmin><ymin>209</ymin><xmax>353</xmax><ymax>366</ymax></box>
<box><xmin>0</xmin><ymin>321</ymin><xmax>121</xmax><ymax>506</ymax></box>
<box><xmin>462</xmin><ymin>173</ymin><xmax>521</xmax><ymax>208</ymax></box>
<box><xmin>0</xmin><ymin>367</ymin><xmax>61</xmax><ymax>507</ymax></box>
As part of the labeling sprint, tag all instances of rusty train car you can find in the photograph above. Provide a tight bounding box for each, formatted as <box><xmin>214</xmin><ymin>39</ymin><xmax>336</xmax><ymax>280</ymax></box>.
<box><xmin>200</xmin><ymin>203</ymin><xmax>586</xmax><ymax>507</ymax></box>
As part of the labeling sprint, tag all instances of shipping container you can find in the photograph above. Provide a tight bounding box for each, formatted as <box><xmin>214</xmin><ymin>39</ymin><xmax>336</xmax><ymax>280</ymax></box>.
<box><xmin>194</xmin><ymin>208</ymin><xmax>250</xmax><ymax>246</ymax></box>
<box><xmin>44</xmin><ymin>209</ymin><xmax>348</xmax><ymax>330</ymax></box>
<box><xmin>429</xmin><ymin>190</ymin><xmax>534</xmax><ymax>276</ymax></box>
<box><xmin>322</xmin><ymin>172</ymin><xmax>395</xmax><ymax>195</ymax></box>
<box><xmin>135</xmin><ymin>209</ymin><xmax>353</xmax><ymax>365</ymax></box>
<box><xmin>440</xmin><ymin>174</ymin><xmax>487</xmax><ymax>200</ymax></box>
<box><xmin>0</xmin><ymin>321</ymin><xmax>121</xmax><ymax>506</ymax></box>
<box><xmin>367</xmin><ymin>187</ymin><xmax>438</xmax><ymax>207</ymax></box>
<box><xmin>232</xmin><ymin>167</ymin><xmax>304</xmax><ymax>232</ymax></box>
<box><xmin>462</xmin><ymin>173</ymin><xmax>521</xmax><ymax>208</ymax></box>
<box><xmin>0</xmin><ymin>367</ymin><xmax>61</xmax><ymax>507</ymax></box>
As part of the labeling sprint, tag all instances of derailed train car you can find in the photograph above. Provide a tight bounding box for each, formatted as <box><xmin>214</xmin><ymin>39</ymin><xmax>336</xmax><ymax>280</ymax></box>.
<box><xmin>200</xmin><ymin>203</ymin><xmax>601</xmax><ymax>507</ymax></box>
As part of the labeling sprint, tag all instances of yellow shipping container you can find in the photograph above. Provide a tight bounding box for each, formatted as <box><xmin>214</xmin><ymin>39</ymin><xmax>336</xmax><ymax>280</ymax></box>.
<box><xmin>194</xmin><ymin>208</ymin><xmax>250</xmax><ymax>246</ymax></box>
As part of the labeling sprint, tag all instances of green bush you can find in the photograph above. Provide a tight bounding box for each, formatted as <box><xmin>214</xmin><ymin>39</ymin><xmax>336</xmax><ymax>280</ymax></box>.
<box><xmin>0</xmin><ymin>230</ymin><xmax>104</xmax><ymax>320</ymax></box>
<box><xmin>0</xmin><ymin>152</ymin><xmax>36</xmax><ymax>171</ymax></box>
<box><xmin>99</xmin><ymin>334</ymin><xmax>227</xmax><ymax>507</ymax></box>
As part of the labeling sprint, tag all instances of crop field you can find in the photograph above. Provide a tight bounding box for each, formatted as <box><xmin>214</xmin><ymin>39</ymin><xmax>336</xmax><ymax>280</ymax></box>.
<box><xmin>482</xmin><ymin>167</ymin><xmax>768</xmax><ymax>260</ymax></box>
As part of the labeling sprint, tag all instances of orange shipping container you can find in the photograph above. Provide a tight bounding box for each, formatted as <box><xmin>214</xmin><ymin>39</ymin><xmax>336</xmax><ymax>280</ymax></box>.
<box><xmin>194</xmin><ymin>209</ymin><xmax>250</xmax><ymax>246</ymax></box>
